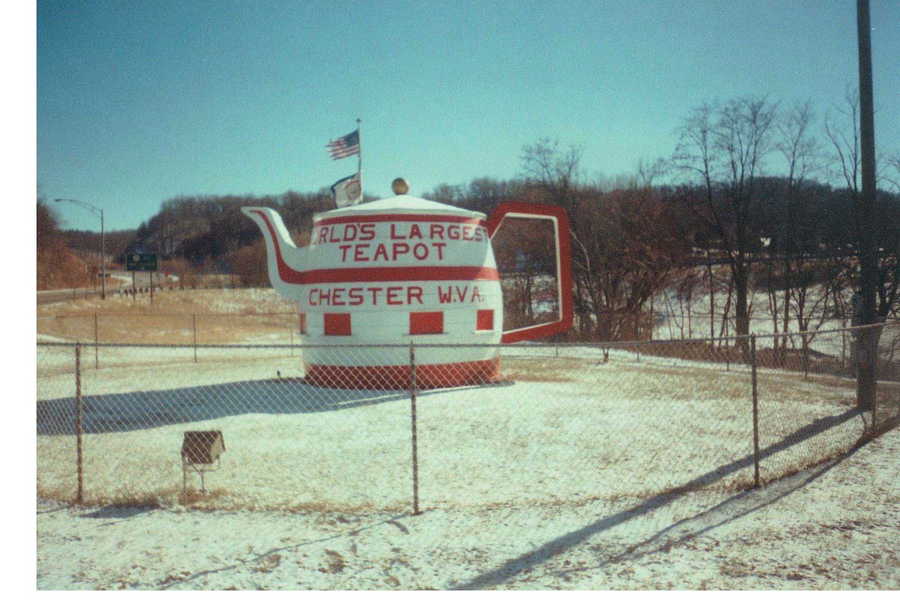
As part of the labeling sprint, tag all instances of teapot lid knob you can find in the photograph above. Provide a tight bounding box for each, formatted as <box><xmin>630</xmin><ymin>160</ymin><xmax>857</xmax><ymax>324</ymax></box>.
<box><xmin>391</xmin><ymin>178</ymin><xmax>409</xmax><ymax>195</ymax></box>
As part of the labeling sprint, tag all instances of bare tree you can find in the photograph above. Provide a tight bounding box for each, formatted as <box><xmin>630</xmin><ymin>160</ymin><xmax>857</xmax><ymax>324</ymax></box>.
<box><xmin>520</xmin><ymin>138</ymin><xmax>583</xmax><ymax>211</ymax></box>
<box><xmin>824</xmin><ymin>88</ymin><xmax>900</xmax><ymax>321</ymax></box>
<box><xmin>520</xmin><ymin>140</ymin><xmax>689</xmax><ymax>340</ymax></box>
<box><xmin>635</xmin><ymin>157</ymin><xmax>670</xmax><ymax>188</ymax></box>
<box><xmin>565</xmin><ymin>187</ymin><xmax>689</xmax><ymax>340</ymax></box>
<box><xmin>492</xmin><ymin>218</ymin><xmax>557</xmax><ymax>329</ymax></box>
<box><xmin>773</xmin><ymin>101</ymin><xmax>822</xmax><ymax>354</ymax></box>
<box><xmin>520</xmin><ymin>139</ymin><xmax>592</xmax><ymax>333</ymax></box>
<box><xmin>824</xmin><ymin>87</ymin><xmax>862</xmax><ymax>194</ymax></box>
<box><xmin>673</xmin><ymin>96</ymin><xmax>779</xmax><ymax>347</ymax></box>
<box><xmin>883</xmin><ymin>153</ymin><xmax>900</xmax><ymax>193</ymax></box>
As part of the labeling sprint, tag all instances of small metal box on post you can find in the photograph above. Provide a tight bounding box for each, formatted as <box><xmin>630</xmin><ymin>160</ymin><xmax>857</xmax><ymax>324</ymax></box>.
<box><xmin>181</xmin><ymin>430</ymin><xmax>225</xmax><ymax>494</ymax></box>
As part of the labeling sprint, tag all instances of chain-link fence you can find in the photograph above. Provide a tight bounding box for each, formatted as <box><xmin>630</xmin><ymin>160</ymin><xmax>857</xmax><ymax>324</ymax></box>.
<box><xmin>36</xmin><ymin>322</ymin><xmax>899</xmax><ymax>513</ymax></box>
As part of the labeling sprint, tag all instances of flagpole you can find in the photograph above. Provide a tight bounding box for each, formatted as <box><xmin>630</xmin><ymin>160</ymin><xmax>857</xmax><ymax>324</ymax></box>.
<box><xmin>356</xmin><ymin>117</ymin><xmax>363</xmax><ymax>198</ymax></box>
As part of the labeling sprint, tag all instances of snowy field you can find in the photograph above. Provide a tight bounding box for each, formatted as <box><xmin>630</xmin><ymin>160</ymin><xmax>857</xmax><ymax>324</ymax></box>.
<box><xmin>35</xmin><ymin>345</ymin><xmax>898</xmax><ymax>591</ymax></box>
<box><xmin>34</xmin><ymin>427</ymin><xmax>900</xmax><ymax>590</ymax></box>
<box><xmin>34</xmin><ymin>289</ymin><xmax>899</xmax><ymax>590</ymax></box>
<box><xmin>37</xmin><ymin>341</ymin><xmax>882</xmax><ymax>512</ymax></box>
<box><xmin>651</xmin><ymin>279</ymin><xmax>872</xmax><ymax>358</ymax></box>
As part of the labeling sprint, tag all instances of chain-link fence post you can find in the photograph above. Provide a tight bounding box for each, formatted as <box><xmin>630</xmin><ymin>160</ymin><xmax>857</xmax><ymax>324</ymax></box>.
<box><xmin>841</xmin><ymin>324</ymin><xmax>847</xmax><ymax>370</ymax></box>
<box><xmin>857</xmin><ymin>326</ymin><xmax>877</xmax><ymax>411</ymax></box>
<box><xmin>75</xmin><ymin>343</ymin><xmax>84</xmax><ymax>504</ymax></box>
<box><xmin>870</xmin><ymin>323</ymin><xmax>881</xmax><ymax>430</ymax></box>
<box><xmin>750</xmin><ymin>334</ymin><xmax>760</xmax><ymax>488</ymax></box>
<box><xmin>93</xmin><ymin>312</ymin><xmax>99</xmax><ymax>369</ymax></box>
<box><xmin>192</xmin><ymin>313</ymin><xmax>198</xmax><ymax>363</ymax></box>
<box><xmin>802</xmin><ymin>331</ymin><xmax>810</xmax><ymax>380</ymax></box>
<box><xmin>409</xmin><ymin>341</ymin><xmax>421</xmax><ymax>516</ymax></box>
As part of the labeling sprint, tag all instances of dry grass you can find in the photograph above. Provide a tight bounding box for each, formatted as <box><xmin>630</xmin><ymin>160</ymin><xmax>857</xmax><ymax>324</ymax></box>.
<box><xmin>38</xmin><ymin>289</ymin><xmax>296</xmax><ymax>344</ymax></box>
<box><xmin>37</xmin><ymin>479</ymin><xmax>403</xmax><ymax>514</ymax></box>
<box><xmin>499</xmin><ymin>357</ymin><xmax>587</xmax><ymax>382</ymax></box>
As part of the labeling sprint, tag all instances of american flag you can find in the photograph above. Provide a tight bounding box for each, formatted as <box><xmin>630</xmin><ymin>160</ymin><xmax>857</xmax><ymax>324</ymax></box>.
<box><xmin>326</xmin><ymin>129</ymin><xmax>360</xmax><ymax>160</ymax></box>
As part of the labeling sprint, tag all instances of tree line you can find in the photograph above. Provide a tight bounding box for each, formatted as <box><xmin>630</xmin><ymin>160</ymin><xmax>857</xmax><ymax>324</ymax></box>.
<box><xmin>37</xmin><ymin>199</ymin><xmax>93</xmax><ymax>290</ymax></box>
<box><xmin>45</xmin><ymin>93</ymin><xmax>899</xmax><ymax>341</ymax></box>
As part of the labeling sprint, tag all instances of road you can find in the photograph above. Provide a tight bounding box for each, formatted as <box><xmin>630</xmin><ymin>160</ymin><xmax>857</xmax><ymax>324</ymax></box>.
<box><xmin>37</xmin><ymin>271</ymin><xmax>167</xmax><ymax>305</ymax></box>
<box><xmin>37</xmin><ymin>288</ymin><xmax>104</xmax><ymax>305</ymax></box>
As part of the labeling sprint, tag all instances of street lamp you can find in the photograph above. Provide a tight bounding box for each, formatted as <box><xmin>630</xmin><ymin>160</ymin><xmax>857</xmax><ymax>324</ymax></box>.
<box><xmin>54</xmin><ymin>198</ymin><xmax>106</xmax><ymax>300</ymax></box>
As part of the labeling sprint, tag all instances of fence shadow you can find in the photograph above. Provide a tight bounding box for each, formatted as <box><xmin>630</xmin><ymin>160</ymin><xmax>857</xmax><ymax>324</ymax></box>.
<box><xmin>81</xmin><ymin>505</ymin><xmax>159</xmax><ymax>520</ymax></box>
<box><xmin>453</xmin><ymin>406</ymin><xmax>866</xmax><ymax>590</ymax></box>
<box><xmin>546</xmin><ymin>437</ymin><xmax>867</xmax><ymax>583</ymax></box>
<box><xmin>37</xmin><ymin>379</ymin><xmax>430</xmax><ymax>435</ymax></box>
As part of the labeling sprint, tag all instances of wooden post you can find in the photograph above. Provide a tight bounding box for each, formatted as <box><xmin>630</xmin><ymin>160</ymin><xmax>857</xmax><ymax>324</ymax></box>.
<box><xmin>856</xmin><ymin>0</ymin><xmax>878</xmax><ymax>411</ymax></box>
<box><xmin>751</xmin><ymin>335</ymin><xmax>760</xmax><ymax>488</ymax></box>
<box><xmin>75</xmin><ymin>343</ymin><xmax>84</xmax><ymax>504</ymax></box>
<box><xmin>409</xmin><ymin>342</ymin><xmax>421</xmax><ymax>515</ymax></box>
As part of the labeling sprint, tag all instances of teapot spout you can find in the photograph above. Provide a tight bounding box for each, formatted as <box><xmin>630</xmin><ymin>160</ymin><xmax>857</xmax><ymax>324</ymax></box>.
<box><xmin>241</xmin><ymin>207</ymin><xmax>308</xmax><ymax>300</ymax></box>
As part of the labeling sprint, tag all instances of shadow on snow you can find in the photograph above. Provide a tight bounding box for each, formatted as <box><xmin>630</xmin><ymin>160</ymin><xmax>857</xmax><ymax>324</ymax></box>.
<box><xmin>36</xmin><ymin>378</ymin><xmax>462</xmax><ymax>435</ymax></box>
<box><xmin>452</xmin><ymin>407</ymin><xmax>868</xmax><ymax>590</ymax></box>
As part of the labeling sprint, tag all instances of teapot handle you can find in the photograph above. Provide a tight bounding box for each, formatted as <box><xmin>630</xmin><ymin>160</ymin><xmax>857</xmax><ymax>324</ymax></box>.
<box><xmin>486</xmin><ymin>202</ymin><xmax>573</xmax><ymax>343</ymax></box>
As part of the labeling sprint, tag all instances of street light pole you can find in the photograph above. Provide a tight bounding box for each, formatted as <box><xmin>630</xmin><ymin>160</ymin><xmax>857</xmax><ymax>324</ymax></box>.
<box><xmin>100</xmin><ymin>208</ymin><xmax>106</xmax><ymax>300</ymax></box>
<box><xmin>54</xmin><ymin>198</ymin><xmax>106</xmax><ymax>300</ymax></box>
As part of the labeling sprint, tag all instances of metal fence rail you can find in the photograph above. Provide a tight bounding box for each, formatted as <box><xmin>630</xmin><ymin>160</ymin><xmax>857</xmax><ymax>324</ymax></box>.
<box><xmin>36</xmin><ymin>322</ymin><xmax>899</xmax><ymax>513</ymax></box>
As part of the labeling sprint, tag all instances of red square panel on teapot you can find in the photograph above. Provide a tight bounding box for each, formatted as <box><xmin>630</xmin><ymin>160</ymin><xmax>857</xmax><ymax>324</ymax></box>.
<box><xmin>410</xmin><ymin>311</ymin><xmax>444</xmax><ymax>335</ymax></box>
<box><xmin>476</xmin><ymin>309</ymin><xmax>494</xmax><ymax>331</ymax></box>
<box><xmin>324</xmin><ymin>313</ymin><xmax>351</xmax><ymax>336</ymax></box>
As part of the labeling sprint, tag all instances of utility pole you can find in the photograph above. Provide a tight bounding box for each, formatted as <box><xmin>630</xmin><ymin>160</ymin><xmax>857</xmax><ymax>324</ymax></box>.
<box><xmin>856</xmin><ymin>0</ymin><xmax>877</xmax><ymax>410</ymax></box>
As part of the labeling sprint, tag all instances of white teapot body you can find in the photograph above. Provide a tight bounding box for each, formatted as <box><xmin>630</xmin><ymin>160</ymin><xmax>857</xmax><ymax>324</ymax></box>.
<box><xmin>242</xmin><ymin>194</ymin><xmax>571</xmax><ymax>388</ymax></box>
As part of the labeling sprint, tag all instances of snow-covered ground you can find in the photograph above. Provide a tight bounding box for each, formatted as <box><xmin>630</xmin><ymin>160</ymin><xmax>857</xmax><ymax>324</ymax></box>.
<box><xmin>652</xmin><ymin>279</ymin><xmax>851</xmax><ymax>344</ymax></box>
<box><xmin>35</xmin><ymin>426</ymin><xmax>899</xmax><ymax>590</ymax></box>
<box><xmin>38</xmin><ymin>341</ymin><xmax>881</xmax><ymax>510</ymax></box>
<box><xmin>35</xmin><ymin>343</ymin><xmax>899</xmax><ymax>590</ymax></box>
<box><xmin>34</xmin><ymin>289</ymin><xmax>899</xmax><ymax>590</ymax></box>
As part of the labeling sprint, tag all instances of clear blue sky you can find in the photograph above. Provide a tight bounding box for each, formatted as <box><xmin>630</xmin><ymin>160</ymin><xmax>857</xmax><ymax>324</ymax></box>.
<box><xmin>36</xmin><ymin>0</ymin><xmax>899</xmax><ymax>232</ymax></box>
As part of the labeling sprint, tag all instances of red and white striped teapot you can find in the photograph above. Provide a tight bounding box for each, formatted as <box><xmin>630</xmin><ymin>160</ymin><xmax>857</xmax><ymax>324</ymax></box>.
<box><xmin>242</xmin><ymin>180</ymin><xmax>572</xmax><ymax>388</ymax></box>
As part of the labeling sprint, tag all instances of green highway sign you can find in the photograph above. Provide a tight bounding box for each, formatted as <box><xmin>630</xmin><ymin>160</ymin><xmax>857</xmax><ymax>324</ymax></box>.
<box><xmin>126</xmin><ymin>253</ymin><xmax>158</xmax><ymax>271</ymax></box>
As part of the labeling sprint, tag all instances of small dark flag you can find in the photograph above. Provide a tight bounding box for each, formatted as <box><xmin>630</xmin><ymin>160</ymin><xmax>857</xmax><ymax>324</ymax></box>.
<box><xmin>331</xmin><ymin>172</ymin><xmax>362</xmax><ymax>207</ymax></box>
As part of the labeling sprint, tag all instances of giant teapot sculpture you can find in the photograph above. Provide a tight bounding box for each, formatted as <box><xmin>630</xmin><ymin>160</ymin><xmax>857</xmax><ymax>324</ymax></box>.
<box><xmin>242</xmin><ymin>182</ymin><xmax>572</xmax><ymax>389</ymax></box>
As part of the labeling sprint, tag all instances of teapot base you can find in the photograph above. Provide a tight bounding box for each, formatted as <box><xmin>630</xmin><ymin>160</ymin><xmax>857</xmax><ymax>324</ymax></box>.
<box><xmin>302</xmin><ymin>357</ymin><xmax>501</xmax><ymax>390</ymax></box>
